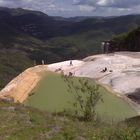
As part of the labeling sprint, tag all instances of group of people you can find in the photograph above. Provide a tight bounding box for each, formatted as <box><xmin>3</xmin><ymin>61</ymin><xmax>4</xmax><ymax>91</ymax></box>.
<box><xmin>101</xmin><ymin>67</ymin><xmax>113</xmax><ymax>73</ymax></box>
<box><xmin>101</xmin><ymin>41</ymin><xmax>113</xmax><ymax>54</ymax></box>
<box><xmin>55</xmin><ymin>60</ymin><xmax>74</xmax><ymax>76</ymax></box>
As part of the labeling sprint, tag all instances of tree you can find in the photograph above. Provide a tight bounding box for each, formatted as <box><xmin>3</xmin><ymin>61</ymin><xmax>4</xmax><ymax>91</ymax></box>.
<box><xmin>62</xmin><ymin>74</ymin><xmax>102</xmax><ymax>121</ymax></box>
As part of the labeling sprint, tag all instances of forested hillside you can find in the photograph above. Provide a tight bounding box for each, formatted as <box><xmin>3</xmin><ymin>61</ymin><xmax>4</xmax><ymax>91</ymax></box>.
<box><xmin>112</xmin><ymin>27</ymin><xmax>140</xmax><ymax>51</ymax></box>
<box><xmin>0</xmin><ymin>7</ymin><xmax>140</xmax><ymax>89</ymax></box>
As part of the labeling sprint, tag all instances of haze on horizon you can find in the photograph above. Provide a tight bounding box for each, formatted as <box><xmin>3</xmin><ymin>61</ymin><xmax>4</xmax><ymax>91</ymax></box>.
<box><xmin>0</xmin><ymin>0</ymin><xmax>140</xmax><ymax>17</ymax></box>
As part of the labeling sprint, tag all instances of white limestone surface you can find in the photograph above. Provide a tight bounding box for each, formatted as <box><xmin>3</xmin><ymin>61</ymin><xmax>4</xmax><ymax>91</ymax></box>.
<box><xmin>48</xmin><ymin>53</ymin><xmax>140</xmax><ymax>95</ymax></box>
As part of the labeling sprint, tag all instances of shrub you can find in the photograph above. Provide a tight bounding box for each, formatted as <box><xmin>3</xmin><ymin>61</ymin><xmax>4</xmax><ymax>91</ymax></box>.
<box><xmin>62</xmin><ymin>75</ymin><xmax>102</xmax><ymax>121</ymax></box>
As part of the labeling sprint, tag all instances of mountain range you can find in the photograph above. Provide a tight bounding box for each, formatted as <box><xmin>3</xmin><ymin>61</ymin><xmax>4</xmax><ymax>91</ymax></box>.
<box><xmin>0</xmin><ymin>7</ymin><xmax>140</xmax><ymax>89</ymax></box>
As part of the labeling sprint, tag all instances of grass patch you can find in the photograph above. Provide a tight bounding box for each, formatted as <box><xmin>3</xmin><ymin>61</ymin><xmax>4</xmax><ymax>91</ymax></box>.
<box><xmin>25</xmin><ymin>72</ymin><xmax>137</xmax><ymax>121</ymax></box>
<box><xmin>0</xmin><ymin>100</ymin><xmax>140</xmax><ymax>140</ymax></box>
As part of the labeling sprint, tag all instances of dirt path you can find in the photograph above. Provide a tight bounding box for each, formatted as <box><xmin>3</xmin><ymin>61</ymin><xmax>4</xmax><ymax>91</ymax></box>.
<box><xmin>0</xmin><ymin>65</ymin><xmax>48</xmax><ymax>103</ymax></box>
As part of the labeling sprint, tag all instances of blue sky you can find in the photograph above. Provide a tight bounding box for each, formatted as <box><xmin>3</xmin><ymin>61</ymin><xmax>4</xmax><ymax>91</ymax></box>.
<box><xmin>0</xmin><ymin>0</ymin><xmax>140</xmax><ymax>17</ymax></box>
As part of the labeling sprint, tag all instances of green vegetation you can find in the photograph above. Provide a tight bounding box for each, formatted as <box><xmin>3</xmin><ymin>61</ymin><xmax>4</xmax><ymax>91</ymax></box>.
<box><xmin>62</xmin><ymin>75</ymin><xmax>102</xmax><ymax>121</ymax></box>
<box><xmin>47</xmin><ymin>29</ymin><xmax>114</xmax><ymax>58</ymax></box>
<box><xmin>0</xmin><ymin>99</ymin><xmax>140</xmax><ymax>140</ymax></box>
<box><xmin>25</xmin><ymin>72</ymin><xmax>137</xmax><ymax>121</ymax></box>
<box><xmin>112</xmin><ymin>27</ymin><xmax>140</xmax><ymax>51</ymax></box>
<box><xmin>1</xmin><ymin>7</ymin><xmax>140</xmax><ymax>139</ymax></box>
<box><xmin>0</xmin><ymin>7</ymin><xmax>140</xmax><ymax>89</ymax></box>
<box><xmin>0</xmin><ymin>50</ymin><xmax>33</xmax><ymax>89</ymax></box>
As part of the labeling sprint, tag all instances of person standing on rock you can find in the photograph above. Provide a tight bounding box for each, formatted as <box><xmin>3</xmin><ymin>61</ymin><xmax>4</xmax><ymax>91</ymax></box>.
<box><xmin>42</xmin><ymin>60</ymin><xmax>45</xmax><ymax>65</ymax></box>
<box><xmin>70</xmin><ymin>60</ymin><xmax>73</xmax><ymax>66</ymax></box>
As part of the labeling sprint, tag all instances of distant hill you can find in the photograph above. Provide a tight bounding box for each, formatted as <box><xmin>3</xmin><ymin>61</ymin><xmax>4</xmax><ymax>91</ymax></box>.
<box><xmin>69</xmin><ymin>15</ymin><xmax>140</xmax><ymax>34</ymax></box>
<box><xmin>0</xmin><ymin>7</ymin><xmax>140</xmax><ymax>89</ymax></box>
<box><xmin>0</xmin><ymin>7</ymin><xmax>72</xmax><ymax>40</ymax></box>
<box><xmin>53</xmin><ymin>16</ymin><xmax>105</xmax><ymax>22</ymax></box>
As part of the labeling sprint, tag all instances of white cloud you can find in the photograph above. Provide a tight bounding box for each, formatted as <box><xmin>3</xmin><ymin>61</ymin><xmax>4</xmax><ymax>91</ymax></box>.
<box><xmin>47</xmin><ymin>4</ymin><xmax>56</xmax><ymax>10</ymax></box>
<box><xmin>71</xmin><ymin>0</ymin><xmax>140</xmax><ymax>17</ymax></box>
<box><xmin>79</xmin><ymin>5</ymin><xmax>95</xmax><ymax>12</ymax></box>
<box><xmin>75</xmin><ymin>0</ymin><xmax>140</xmax><ymax>8</ymax></box>
<box><xmin>97</xmin><ymin>0</ymin><xmax>108</xmax><ymax>6</ymax></box>
<box><xmin>0</xmin><ymin>0</ymin><xmax>140</xmax><ymax>17</ymax></box>
<box><xmin>73</xmin><ymin>0</ymin><xmax>81</xmax><ymax>4</ymax></box>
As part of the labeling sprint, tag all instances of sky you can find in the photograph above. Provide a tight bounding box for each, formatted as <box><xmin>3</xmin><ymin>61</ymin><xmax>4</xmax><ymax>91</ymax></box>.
<box><xmin>0</xmin><ymin>0</ymin><xmax>140</xmax><ymax>17</ymax></box>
